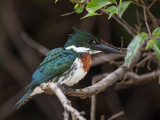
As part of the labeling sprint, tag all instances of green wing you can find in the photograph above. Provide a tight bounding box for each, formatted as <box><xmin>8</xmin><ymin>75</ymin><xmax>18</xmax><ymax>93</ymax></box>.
<box><xmin>27</xmin><ymin>48</ymin><xmax>81</xmax><ymax>89</ymax></box>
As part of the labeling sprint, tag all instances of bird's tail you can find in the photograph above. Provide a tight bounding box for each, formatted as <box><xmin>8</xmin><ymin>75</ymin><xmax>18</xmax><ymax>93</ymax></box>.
<box><xmin>14</xmin><ymin>89</ymin><xmax>33</xmax><ymax>109</ymax></box>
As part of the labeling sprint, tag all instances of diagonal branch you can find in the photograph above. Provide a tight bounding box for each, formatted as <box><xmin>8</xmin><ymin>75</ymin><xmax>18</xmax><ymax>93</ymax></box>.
<box><xmin>63</xmin><ymin>109</ymin><xmax>69</xmax><ymax>120</ymax></box>
<box><xmin>101</xmin><ymin>9</ymin><xmax>137</xmax><ymax>37</ymax></box>
<box><xmin>140</xmin><ymin>0</ymin><xmax>159</xmax><ymax>28</ymax></box>
<box><xmin>143</xmin><ymin>7</ymin><xmax>152</xmax><ymax>36</ymax></box>
<box><xmin>107</xmin><ymin>111</ymin><xmax>125</xmax><ymax>120</ymax></box>
<box><xmin>41</xmin><ymin>82</ymin><xmax>86</xmax><ymax>120</ymax></box>
<box><xmin>21</xmin><ymin>32</ymin><xmax>50</xmax><ymax>55</ymax></box>
<box><xmin>148</xmin><ymin>0</ymin><xmax>157</xmax><ymax>9</ymax></box>
<box><xmin>116</xmin><ymin>70</ymin><xmax>160</xmax><ymax>89</ymax></box>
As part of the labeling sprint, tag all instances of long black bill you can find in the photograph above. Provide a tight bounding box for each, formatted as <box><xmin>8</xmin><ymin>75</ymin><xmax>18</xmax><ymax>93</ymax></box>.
<box><xmin>92</xmin><ymin>44</ymin><xmax>124</xmax><ymax>54</ymax></box>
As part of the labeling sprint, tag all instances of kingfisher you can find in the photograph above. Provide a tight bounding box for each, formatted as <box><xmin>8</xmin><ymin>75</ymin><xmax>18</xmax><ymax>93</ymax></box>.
<box><xmin>14</xmin><ymin>28</ymin><xmax>123</xmax><ymax>109</ymax></box>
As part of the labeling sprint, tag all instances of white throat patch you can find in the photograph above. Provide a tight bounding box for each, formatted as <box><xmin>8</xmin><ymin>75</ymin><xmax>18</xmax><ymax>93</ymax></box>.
<box><xmin>66</xmin><ymin>45</ymin><xmax>101</xmax><ymax>54</ymax></box>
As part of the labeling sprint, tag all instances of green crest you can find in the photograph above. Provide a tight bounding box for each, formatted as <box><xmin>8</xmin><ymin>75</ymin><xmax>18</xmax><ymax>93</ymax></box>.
<box><xmin>64</xmin><ymin>27</ymin><xmax>100</xmax><ymax>48</ymax></box>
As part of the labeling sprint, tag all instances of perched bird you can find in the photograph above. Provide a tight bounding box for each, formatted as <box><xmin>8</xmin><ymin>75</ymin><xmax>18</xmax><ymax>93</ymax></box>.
<box><xmin>14</xmin><ymin>28</ymin><xmax>123</xmax><ymax>109</ymax></box>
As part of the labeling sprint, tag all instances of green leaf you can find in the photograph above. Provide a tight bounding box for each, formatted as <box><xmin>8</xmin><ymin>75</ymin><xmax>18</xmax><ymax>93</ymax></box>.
<box><xmin>86</xmin><ymin>0</ymin><xmax>111</xmax><ymax>13</ymax></box>
<box><xmin>70</xmin><ymin>0</ymin><xmax>81</xmax><ymax>3</ymax></box>
<box><xmin>155</xmin><ymin>40</ymin><xmax>160</xmax><ymax>47</ymax></box>
<box><xmin>105</xmin><ymin>6</ymin><xmax>118</xmax><ymax>19</ymax></box>
<box><xmin>125</xmin><ymin>32</ymin><xmax>148</xmax><ymax>67</ymax></box>
<box><xmin>153</xmin><ymin>42</ymin><xmax>160</xmax><ymax>61</ymax></box>
<box><xmin>152</xmin><ymin>27</ymin><xmax>160</xmax><ymax>36</ymax></box>
<box><xmin>55</xmin><ymin>0</ymin><xmax>59</xmax><ymax>3</ymax></box>
<box><xmin>152</xmin><ymin>27</ymin><xmax>160</xmax><ymax>40</ymax></box>
<box><xmin>146</xmin><ymin>27</ymin><xmax>160</xmax><ymax>50</ymax></box>
<box><xmin>145</xmin><ymin>28</ymin><xmax>160</xmax><ymax>61</ymax></box>
<box><xmin>74</xmin><ymin>4</ymin><xmax>84</xmax><ymax>14</ymax></box>
<box><xmin>81</xmin><ymin>13</ymin><xmax>100</xmax><ymax>19</ymax></box>
<box><xmin>145</xmin><ymin>39</ymin><xmax>155</xmax><ymax>50</ymax></box>
<box><xmin>107</xmin><ymin>0</ymin><xmax>117</xmax><ymax>3</ymax></box>
<box><xmin>118</xmin><ymin>0</ymin><xmax>122</xmax><ymax>9</ymax></box>
<box><xmin>74</xmin><ymin>4</ymin><xmax>79</xmax><ymax>9</ymax></box>
<box><xmin>118</xmin><ymin>1</ymin><xmax>131</xmax><ymax>18</ymax></box>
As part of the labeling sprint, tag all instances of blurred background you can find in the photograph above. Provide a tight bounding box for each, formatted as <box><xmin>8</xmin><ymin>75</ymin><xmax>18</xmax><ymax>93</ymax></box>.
<box><xmin>0</xmin><ymin>0</ymin><xmax>160</xmax><ymax>120</ymax></box>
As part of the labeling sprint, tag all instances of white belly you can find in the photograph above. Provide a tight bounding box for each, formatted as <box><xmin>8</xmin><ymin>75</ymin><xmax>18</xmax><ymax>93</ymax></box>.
<box><xmin>55</xmin><ymin>58</ymin><xmax>87</xmax><ymax>86</ymax></box>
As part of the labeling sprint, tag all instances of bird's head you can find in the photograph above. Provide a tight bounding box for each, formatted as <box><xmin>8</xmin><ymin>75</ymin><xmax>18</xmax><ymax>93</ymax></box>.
<box><xmin>64</xmin><ymin>28</ymin><xmax>123</xmax><ymax>54</ymax></box>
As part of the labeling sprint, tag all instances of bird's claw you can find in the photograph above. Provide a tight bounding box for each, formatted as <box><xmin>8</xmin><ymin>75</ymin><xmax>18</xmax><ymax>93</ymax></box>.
<box><xmin>58</xmin><ymin>83</ymin><xmax>75</xmax><ymax>93</ymax></box>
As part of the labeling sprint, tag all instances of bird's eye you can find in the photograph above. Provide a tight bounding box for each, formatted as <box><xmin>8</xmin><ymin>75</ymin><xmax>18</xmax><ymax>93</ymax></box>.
<box><xmin>87</xmin><ymin>40</ymin><xmax>93</xmax><ymax>44</ymax></box>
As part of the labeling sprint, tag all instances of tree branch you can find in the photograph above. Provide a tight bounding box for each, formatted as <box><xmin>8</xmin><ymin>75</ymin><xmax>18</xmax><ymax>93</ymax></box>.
<box><xmin>63</xmin><ymin>109</ymin><xmax>69</xmax><ymax>120</ymax></box>
<box><xmin>90</xmin><ymin>75</ymin><xmax>103</xmax><ymax>120</ymax></box>
<box><xmin>21</xmin><ymin>31</ymin><xmax>50</xmax><ymax>55</ymax></box>
<box><xmin>143</xmin><ymin>7</ymin><xmax>152</xmax><ymax>36</ymax></box>
<box><xmin>116</xmin><ymin>70</ymin><xmax>160</xmax><ymax>89</ymax></box>
<box><xmin>41</xmin><ymin>83</ymin><xmax>86</xmax><ymax>120</ymax></box>
<box><xmin>140</xmin><ymin>0</ymin><xmax>159</xmax><ymax>28</ymax></box>
<box><xmin>102</xmin><ymin>10</ymin><xmax>137</xmax><ymax>37</ymax></box>
<box><xmin>130</xmin><ymin>0</ymin><xmax>143</xmax><ymax>8</ymax></box>
<box><xmin>107</xmin><ymin>111</ymin><xmax>124</xmax><ymax>120</ymax></box>
<box><xmin>148</xmin><ymin>0</ymin><xmax>157</xmax><ymax>9</ymax></box>
<box><xmin>92</xmin><ymin>53</ymin><xmax>124</xmax><ymax>67</ymax></box>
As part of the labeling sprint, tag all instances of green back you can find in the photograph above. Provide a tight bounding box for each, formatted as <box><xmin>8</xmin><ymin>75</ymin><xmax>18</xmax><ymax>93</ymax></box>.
<box><xmin>27</xmin><ymin>48</ymin><xmax>82</xmax><ymax>89</ymax></box>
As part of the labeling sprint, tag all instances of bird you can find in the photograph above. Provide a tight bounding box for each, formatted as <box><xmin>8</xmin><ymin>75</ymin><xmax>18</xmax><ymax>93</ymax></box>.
<box><xmin>14</xmin><ymin>28</ymin><xmax>123</xmax><ymax>109</ymax></box>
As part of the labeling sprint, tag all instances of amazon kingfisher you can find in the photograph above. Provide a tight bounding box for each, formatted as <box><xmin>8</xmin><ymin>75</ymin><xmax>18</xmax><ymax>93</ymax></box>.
<box><xmin>14</xmin><ymin>28</ymin><xmax>123</xmax><ymax>109</ymax></box>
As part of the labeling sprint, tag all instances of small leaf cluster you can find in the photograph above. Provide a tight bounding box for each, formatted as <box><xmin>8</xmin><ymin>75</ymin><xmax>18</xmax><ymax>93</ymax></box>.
<box><xmin>125</xmin><ymin>28</ymin><xmax>160</xmax><ymax>67</ymax></box>
<box><xmin>55</xmin><ymin>0</ymin><xmax>131</xmax><ymax>19</ymax></box>
<box><xmin>145</xmin><ymin>28</ymin><xmax>160</xmax><ymax>61</ymax></box>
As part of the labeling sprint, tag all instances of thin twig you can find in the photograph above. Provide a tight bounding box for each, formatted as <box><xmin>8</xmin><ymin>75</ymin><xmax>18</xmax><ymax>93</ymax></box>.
<box><xmin>148</xmin><ymin>0</ymin><xmax>157</xmax><ymax>9</ymax></box>
<box><xmin>130</xmin><ymin>1</ymin><xmax>143</xmax><ymax>8</ymax></box>
<box><xmin>107</xmin><ymin>111</ymin><xmax>124</xmax><ymax>120</ymax></box>
<box><xmin>116</xmin><ymin>70</ymin><xmax>160</xmax><ymax>89</ymax></box>
<box><xmin>143</xmin><ymin>7</ymin><xmax>152</xmax><ymax>37</ymax></box>
<box><xmin>147</xmin><ymin>56</ymin><xmax>151</xmax><ymax>71</ymax></box>
<box><xmin>90</xmin><ymin>75</ymin><xmax>104</xmax><ymax>120</ymax></box>
<box><xmin>90</xmin><ymin>89</ymin><xmax>96</xmax><ymax>120</ymax></box>
<box><xmin>100</xmin><ymin>115</ymin><xmax>105</xmax><ymax>120</ymax></box>
<box><xmin>100</xmin><ymin>39</ymin><xmax>127</xmax><ymax>51</ymax></box>
<box><xmin>120</xmin><ymin>36</ymin><xmax>124</xmax><ymax>49</ymax></box>
<box><xmin>21</xmin><ymin>32</ymin><xmax>50</xmax><ymax>55</ymax></box>
<box><xmin>117</xmin><ymin>16</ymin><xmax>138</xmax><ymax>35</ymax></box>
<box><xmin>109</xmin><ymin>61</ymin><xmax>124</xmax><ymax>67</ymax></box>
<box><xmin>113</xmin><ymin>16</ymin><xmax>137</xmax><ymax>36</ymax></box>
<box><xmin>101</xmin><ymin>9</ymin><xmax>137</xmax><ymax>37</ymax></box>
<box><xmin>61</xmin><ymin>11</ymin><xmax>76</xmax><ymax>16</ymax></box>
<box><xmin>136</xmin><ymin>56</ymin><xmax>149</xmax><ymax>67</ymax></box>
<box><xmin>92</xmin><ymin>53</ymin><xmax>124</xmax><ymax>67</ymax></box>
<box><xmin>140</xmin><ymin>0</ymin><xmax>159</xmax><ymax>28</ymax></box>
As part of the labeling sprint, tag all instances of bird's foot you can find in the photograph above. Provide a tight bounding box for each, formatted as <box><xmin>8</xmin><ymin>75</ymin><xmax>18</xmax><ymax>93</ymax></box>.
<box><xmin>58</xmin><ymin>83</ymin><xmax>75</xmax><ymax>93</ymax></box>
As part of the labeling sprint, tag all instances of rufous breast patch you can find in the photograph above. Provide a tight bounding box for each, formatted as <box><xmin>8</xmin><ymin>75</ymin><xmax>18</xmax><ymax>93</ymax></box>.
<box><xmin>80</xmin><ymin>53</ymin><xmax>92</xmax><ymax>72</ymax></box>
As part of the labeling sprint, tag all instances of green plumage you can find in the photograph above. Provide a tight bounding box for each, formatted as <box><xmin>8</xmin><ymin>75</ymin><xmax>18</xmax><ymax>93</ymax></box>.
<box><xmin>28</xmin><ymin>48</ymin><xmax>82</xmax><ymax>89</ymax></box>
